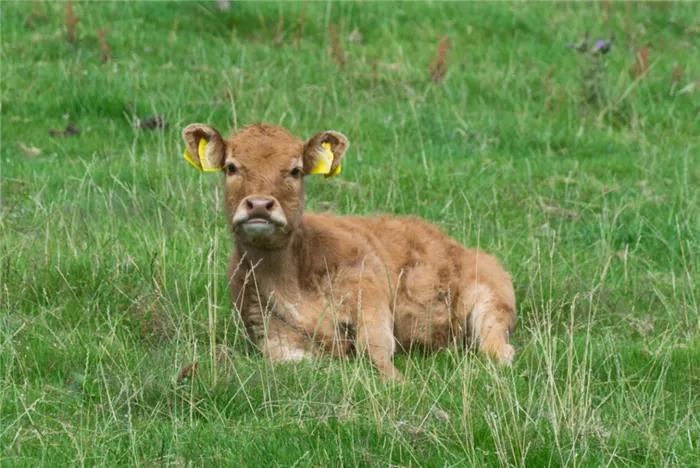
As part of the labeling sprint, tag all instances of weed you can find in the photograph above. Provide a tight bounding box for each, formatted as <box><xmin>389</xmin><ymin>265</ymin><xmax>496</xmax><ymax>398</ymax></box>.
<box><xmin>568</xmin><ymin>31</ymin><xmax>615</xmax><ymax>107</ymax></box>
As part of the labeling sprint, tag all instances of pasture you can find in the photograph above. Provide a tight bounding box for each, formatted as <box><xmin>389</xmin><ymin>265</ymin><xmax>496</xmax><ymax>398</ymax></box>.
<box><xmin>1</xmin><ymin>1</ymin><xmax>699</xmax><ymax>466</ymax></box>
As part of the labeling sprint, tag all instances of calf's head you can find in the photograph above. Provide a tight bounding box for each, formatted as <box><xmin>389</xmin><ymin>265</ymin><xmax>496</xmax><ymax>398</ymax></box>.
<box><xmin>182</xmin><ymin>123</ymin><xmax>349</xmax><ymax>249</ymax></box>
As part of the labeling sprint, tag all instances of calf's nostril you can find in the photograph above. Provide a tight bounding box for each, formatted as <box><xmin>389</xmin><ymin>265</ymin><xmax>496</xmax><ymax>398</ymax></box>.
<box><xmin>265</xmin><ymin>200</ymin><xmax>274</xmax><ymax>212</ymax></box>
<box><xmin>246</xmin><ymin>199</ymin><xmax>254</xmax><ymax>211</ymax></box>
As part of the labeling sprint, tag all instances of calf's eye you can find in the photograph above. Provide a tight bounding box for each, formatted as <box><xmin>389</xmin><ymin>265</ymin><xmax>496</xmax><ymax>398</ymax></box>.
<box><xmin>226</xmin><ymin>163</ymin><xmax>238</xmax><ymax>175</ymax></box>
<box><xmin>289</xmin><ymin>167</ymin><xmax>302</xmax><ymax>178</ymax></box>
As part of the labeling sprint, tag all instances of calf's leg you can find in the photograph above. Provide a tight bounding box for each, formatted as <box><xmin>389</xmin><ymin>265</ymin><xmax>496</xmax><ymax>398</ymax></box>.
<box><xmin>262</xmin><ymin>315</ymin><xmax>314</xmax><ymax>363</ymax></box>
<box><xmin>469</xmin><ymin>297</ymin><xmax>516</xmax><ymax>365</ymax></box>
<box><xmin>457</xmin><ymin>254</ymin><xmax>517</xmax><ymax>365</ymax></box>
<box><xmin>355</xmin><ymin>303</ymin><xmax>403</xmax><ymax>380</ymax></box>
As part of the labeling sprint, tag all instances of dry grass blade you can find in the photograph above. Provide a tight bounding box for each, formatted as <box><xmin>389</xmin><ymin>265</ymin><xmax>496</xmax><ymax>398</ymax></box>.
<box><xmin>273</xmin><ymin>15</ymin><xmax>284</xmax><ymax>47</ymax></box>
<box><xmin>671</xmin><ymin>64</ymin><xmax>683</xmax><ymax>85</ymax></box>
<box><xmin>371</xmin><ymin>60</ymin><xmax>378</xmax><ymax>88</ymax></box>
<box><xmin>429</xmin><ymin>37</ymin><xmax>451</xmax><ymax>83</ymax></box>
<box><xmin>329</xmin><ymin>22</ymin><xmax>346</xmax><ymax>70</ymax></box>
<box><xmin>625</xmin><ymin>1</ymin><xmax>634</xmax><ymax>47</ymax></box>
<box><xmin>169</xmin><ymin>19</ymin><xmax>179</xmax><ymax>44</ymax></box>
<box><xmin>97</xmin><ymin>28</ymin><xmax>111</xmax><ymax>63</ymax></box>
<box><xmin>543</xmin><ymin>65</ymin><xmax>555</xmax><ymax>87</ymax></box>
<box><xmin>602</xmin><ymin>0</ymin><xmax>612</xmax><ymax>23</ymax></box>
<box><xmin>630</xmin><ymin>45</ymin><xmax>650</xmax><ymax>78</ymax></box>
<box><xmin>294</xmin><ymin>2</ymin><xmax>307</xmax><ymax>46</ymax></box>
<box><xmin>538</xmin><ymin>199</ymin><xmax>581</xmax><ymax>220</ymax></box>
<box><xmin>64</xmin><ymin>1</ymin><xmax>77</xmax><ymax>43</ymax></box>
<box><xmin>25</xmin><ymin>0</ymin><xmax>49</xmax><ymax>31</ymax></box>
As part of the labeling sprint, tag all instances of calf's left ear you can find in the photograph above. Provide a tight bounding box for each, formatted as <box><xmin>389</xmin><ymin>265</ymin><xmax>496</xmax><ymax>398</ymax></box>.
<box><xmin>302</xmin><ymin>131</ymin><xmax>349</xmax><ymax>178</ymax></box>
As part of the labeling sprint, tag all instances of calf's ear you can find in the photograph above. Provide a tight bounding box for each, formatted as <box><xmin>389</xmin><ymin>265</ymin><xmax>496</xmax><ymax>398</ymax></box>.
<box><xmin>302</xmin><ymin>131</ymin><xmax>349</xmax><ymax>178</ymax></box>
<box><xmin>182</xmin><ymin>124</ymin><xmax>225</xmax><ymax>172</ymax></box>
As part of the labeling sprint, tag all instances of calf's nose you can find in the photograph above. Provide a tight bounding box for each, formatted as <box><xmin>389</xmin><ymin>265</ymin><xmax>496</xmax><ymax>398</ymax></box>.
<box><xmin>245</xmin><ymin>197</ymin><xmax>276</xmax><ymax>218</ymax></box>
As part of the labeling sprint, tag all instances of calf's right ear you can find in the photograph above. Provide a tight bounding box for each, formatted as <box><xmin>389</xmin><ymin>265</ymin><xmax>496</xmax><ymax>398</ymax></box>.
<box><xmin>182</xmin><ymin>124</ymin><xmax>225</xmax><ymax>172</ymax></box>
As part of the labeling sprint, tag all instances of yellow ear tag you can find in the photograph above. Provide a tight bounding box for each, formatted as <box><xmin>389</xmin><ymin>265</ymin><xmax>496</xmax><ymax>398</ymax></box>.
<box><xmin>183</xmin><ymin>139</ymin><xmax>221</xmax><ymax>172</ymax></box>
<box><xmin>183</xmin><ymin>144</ymin><xmax>203</xmax><ymax>171</ymax></box>
<box><xmin>198</xmin><ymin>139</ymin><xmax>222</xmax><ymax>172</ymax></box>
<box><xmin>310</xmin><ymin>142</ymin><xmax>341</xmax><ymax>177</ymax></box>
<box><xmin>328</xmin><ymin>160</ymin><xmax>341</xmax><ymax>177</ymax></box>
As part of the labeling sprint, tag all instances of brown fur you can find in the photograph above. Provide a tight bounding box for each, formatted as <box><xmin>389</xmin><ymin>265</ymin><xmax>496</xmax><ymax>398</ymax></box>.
<box><xmin>182</xmin><ymin>123</ymin><xmax>516</xmax><ymax>379</ymax></box>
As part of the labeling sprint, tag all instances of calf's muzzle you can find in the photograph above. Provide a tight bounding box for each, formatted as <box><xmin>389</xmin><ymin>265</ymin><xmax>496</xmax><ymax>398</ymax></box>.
<box><xmin>232</xmin><ymin>195</ymin><xmax>288</xmax><ymax>239</ymax></box>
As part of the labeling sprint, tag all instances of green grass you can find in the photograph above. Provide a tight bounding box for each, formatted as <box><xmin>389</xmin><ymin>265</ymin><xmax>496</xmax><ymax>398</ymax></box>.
<box><xmin>2</xmin><ymin>1</ymin><xmax>699</xmax><ymax>466</ymax></box>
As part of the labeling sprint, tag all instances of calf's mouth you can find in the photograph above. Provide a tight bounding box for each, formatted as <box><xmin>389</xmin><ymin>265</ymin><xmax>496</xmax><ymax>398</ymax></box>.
<box><xmin>238</xmin><ymin>217</ymin><xmax>278</xmax><ymax>237</ymax></box>
<box><xmin>232</xmin><ymin>213</ymin><xmax>288</xmax><ymax>238</ymax></box>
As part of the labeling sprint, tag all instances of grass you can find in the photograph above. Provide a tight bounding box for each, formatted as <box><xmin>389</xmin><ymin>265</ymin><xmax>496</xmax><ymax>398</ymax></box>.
<box><xmin>1</xmin><ymin>1</ymin><xmax>699</xmax><ymax>466</ymax></box>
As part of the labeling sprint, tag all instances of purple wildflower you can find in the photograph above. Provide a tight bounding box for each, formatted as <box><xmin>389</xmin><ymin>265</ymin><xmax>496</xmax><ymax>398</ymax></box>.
<box><xmin>567</xmin><ymin>42</ymin><xmax>575</xmax><ymax>48</ymax></box>
<box><xmin>595</xmin><ymin>40</ymin><xmax>606</xmax><ymax>49</ymax></box>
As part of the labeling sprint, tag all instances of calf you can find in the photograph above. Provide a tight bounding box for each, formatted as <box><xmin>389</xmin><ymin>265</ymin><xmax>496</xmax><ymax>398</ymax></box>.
<box><xmin>182</xmin><ymin>123</ymin><xmax>516</xmax><ymax>379</ymax></box>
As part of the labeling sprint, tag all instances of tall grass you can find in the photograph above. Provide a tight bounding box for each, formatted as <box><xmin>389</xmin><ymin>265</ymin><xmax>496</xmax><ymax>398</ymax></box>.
<box><xmin>1</xmin><ymin>1</ymin><xmax>698</xmax><ymax>466</ymax></box>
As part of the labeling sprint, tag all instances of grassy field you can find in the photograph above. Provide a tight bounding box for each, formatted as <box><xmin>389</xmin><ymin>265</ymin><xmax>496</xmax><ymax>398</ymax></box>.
<box><xmin>2</xmin><ymin>1</ymin><xmax>699</xmax><ymax>466</ymax></box>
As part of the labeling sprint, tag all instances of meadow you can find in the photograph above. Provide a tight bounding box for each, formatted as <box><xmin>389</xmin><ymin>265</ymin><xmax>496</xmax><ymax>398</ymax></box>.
<box><xmin>1</xmin><ymin>1</ymin><xmax>699</xmax><ymax>466</ymax></box>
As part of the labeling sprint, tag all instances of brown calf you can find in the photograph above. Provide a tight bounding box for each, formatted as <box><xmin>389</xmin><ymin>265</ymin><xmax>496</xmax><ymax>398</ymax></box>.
<box><xmin>182</xmin><ymin>123</ymin><xmax>516</xmax><ymax>379</ymax></box>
